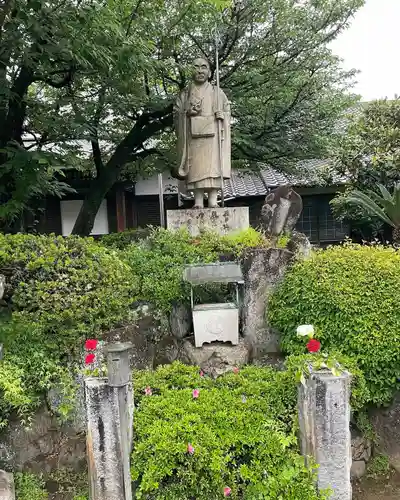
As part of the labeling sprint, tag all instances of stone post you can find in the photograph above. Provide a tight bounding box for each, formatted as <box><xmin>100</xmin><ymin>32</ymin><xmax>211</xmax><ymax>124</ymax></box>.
<box><xmin>0</xmin><ymin>471</ymin><xmax>15</xmax><ymax>500</ymax></box>
<box><xmin>298</xmin><ymin>371</ymin><xmax>352</xmax><ymax>500</ymax></box>
<box><xmin>85</xmin><ymin>342</ymin><xmax>133</xmax><ymax>500</ymax></box>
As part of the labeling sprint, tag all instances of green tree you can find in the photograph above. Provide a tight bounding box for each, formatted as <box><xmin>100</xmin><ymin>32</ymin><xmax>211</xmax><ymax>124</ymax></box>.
<box><xmin>345</xmin><ymin>183</ymin><xmax>400</xmax><ymax>244</ymax></box>
<box><xmin>330</xmin><ymin>98</ymin><xmax>400</xmax><ymax>239</ymax></box>
<box><xmin>0</xmin><ymin>0</ymin><xmax>364</xmax><ymax>235</ymax></box>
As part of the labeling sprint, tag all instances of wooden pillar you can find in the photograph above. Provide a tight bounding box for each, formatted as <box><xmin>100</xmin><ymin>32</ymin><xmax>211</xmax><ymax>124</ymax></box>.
<box><xmin>116</xmin><ymin>189</ymin><xmax>126</xmax><ymax>233</ymax></box>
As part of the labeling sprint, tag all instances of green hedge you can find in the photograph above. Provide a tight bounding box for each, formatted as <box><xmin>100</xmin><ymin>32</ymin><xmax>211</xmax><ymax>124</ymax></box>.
<box><xmin>268</xmin><ymin>243</ymin><xmax>400</xmax><ymax>406</ymax></box>
<box><xmin>100</xmin><ymin>228</ymin><xmax>151</xmax><ymax>249</ymax></box>
<box><xmin>131</xmin><ymin>362</ymin><xmax>328</xmax><ymax>500</ymax></box>
<box><xmin>121</xmin><ymin>227</ymin><xmax>267</xmax><ymax>312</ymax></box>
<box><xmin>14</xmin><ymin>473</ymin><xmax>48</xmax><ymax>500</ymax></box>
<box><xmin>0</xmin><ymin>234</ymin><xmax>136</xmax><ymax>424</ymax></box>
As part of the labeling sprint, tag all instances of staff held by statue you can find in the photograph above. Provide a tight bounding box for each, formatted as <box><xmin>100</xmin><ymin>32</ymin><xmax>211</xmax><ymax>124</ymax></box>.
<box><xmin>214</xmin><ymin>27</ymin><xmax>225</xmax><ymax>208</ymax></box>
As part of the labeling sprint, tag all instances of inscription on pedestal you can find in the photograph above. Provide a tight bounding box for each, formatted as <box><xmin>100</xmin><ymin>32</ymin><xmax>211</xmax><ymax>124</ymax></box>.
<box><xmin>167</xmin><ymin>207</ymin><xmax>249</xmax><ymax>236</ymax></box>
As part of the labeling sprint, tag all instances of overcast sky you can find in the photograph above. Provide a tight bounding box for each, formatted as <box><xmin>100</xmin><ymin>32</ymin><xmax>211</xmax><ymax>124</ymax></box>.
<box><xmin>330</xmin><ymin>0</ymin><xmax>399</xmax><ymax>101</ymax></box>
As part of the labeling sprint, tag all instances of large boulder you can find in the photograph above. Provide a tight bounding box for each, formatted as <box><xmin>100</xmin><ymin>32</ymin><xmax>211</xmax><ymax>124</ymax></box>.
<box><xmin>103</xmin><ymin>304</ymin><xmax>180</xmax><ymax>370</ymax></box>
<box><xmin>287</xmin><ymin>231</ymin><xmax>312</xmax><ymax>259</ymax></box>
<box><xmin>0</xmin><ymin>405</ymin><xmax>86</xmax><ymax>474</ymax></box>
<box><xmin>169</xmin><ymin>303</ymin><xmax>192</xmax><ymax>340</ymax></box>
<box><xmin>240</xmin><ymin>247</ymin><xmax>294</xmax><ymax>357</ymax></box>
<box><xmin>350</xmin><ymin>428</ymin><xmax>372</xmax><ymax>480</ymax></box>
<box><xmin>181</xmin><ymin>338</ymin><xmax>249</xmax><ymax>378</ymax></box>
<box><xmin>370</xmin><ymin>392</ymin><xmax>400</xmax><ymax>472</ymax></box>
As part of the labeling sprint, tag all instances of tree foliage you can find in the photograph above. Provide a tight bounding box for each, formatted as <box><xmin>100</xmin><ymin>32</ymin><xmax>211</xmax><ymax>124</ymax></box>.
<box><xmin>268</xmin><ymin>243</ymin><xmax>400</xmax><ymax>406</ymax></box>
<box><xmin>330</xmin><ymin>98</ymin><xmax>400</xmax><ymax>239</ymax></box>
<box><xmin>0</xmin><ymin>0</ymin><xmax>364</xmax><ymax>234</ymax></box>
<box><xmin>345</xmin><ymin>183</ymin><xmax>400</xmax><ymax>243</ymax></box>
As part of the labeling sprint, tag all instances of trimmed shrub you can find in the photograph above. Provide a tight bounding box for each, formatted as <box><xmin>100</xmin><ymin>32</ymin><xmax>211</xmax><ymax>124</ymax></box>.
<box><xmin>0</xmin><ymin>234</ymin><xmax>136</xmax><ymax>423</ymax></box>
<box><xmin>131</xmin><ymin>362</ymin><xmax>328</xmax><ymax>500</ymax></box>
<box><xmin>0</xmin><ymin>233</ymin><xmax>135</xmax><ymax>341</ymax></box>
<box><xmin>14</xmin><ymin>473</ymin><xmax>48</xmax><ymax>500</ymax></box>
<box><xmin>100</xmin><ymin>228</ymin><xmax>151</xmax><ymax>249</ymax></box>
<box><xmin>122</xmin><ymin>227</ymin><xmax>267</xmax><ymax>312</ymax></box>
<box><xmin>268</xmin><ymin>243</ymin><xmax>400</xmax><ymax>406</ymax></box>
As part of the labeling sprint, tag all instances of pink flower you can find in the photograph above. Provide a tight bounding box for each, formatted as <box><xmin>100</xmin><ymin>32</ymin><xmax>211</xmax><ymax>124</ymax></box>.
<box><xmin>192</xmin><ymin>389</ymin><xmax>200</xmax><ymax>399</ymax></box>
<box><xmin>187</xmin><ymin>443</ymin><xmax>195</xmax><ymax>455</ymax></box>
<box><xmin>85</xmin><ymin>339</ymin><xmax>98</xmax><ymax>351</ymax></box>
<box><xmin>85</xmin><ymin>353</ymin><xmax>95</xmax><ymax>365</ymax></box>
<box><xmin>306</xmin><ymin>339</ymin><xmax>321</xmax><ymax>353</ymax></box>
<box><xmin>199</xmin><ymin>370</ymin><xmax>204</xmax><ymax>377</ymax></box>
<box><xmin>233</xmin><ymin>367</ymin><xmax>239</xmax><ymax>374</ymax></box>
<box><xmin>144</xmin><ymin>386</ymin><xmax>152</xmax><ymax>396</ymax></box>
<box><xmin>224</xmin><ymin>487</ymin><xmax>231</xmax><ymax>497</ymax></box>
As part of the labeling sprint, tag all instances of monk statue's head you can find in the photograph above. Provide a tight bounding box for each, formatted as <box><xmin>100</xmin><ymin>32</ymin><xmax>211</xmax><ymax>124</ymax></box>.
<box><xmin>192</xmin><ymin>57</ymin><xmax>211</xmax><ymax>84</ymax></box>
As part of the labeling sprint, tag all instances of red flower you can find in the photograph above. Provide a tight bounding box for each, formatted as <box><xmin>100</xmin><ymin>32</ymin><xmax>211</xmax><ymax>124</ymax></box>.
<box><xmin>192</xmin><ymin>389</ymin><xmax>200</xmax><ymax>399</ymax></box>
<box><xmin>85</xmin><ymin>339</ymin><xmax>98</xmax><ymax>351</ymax></box>
<box><xmin>85</xmin><ymin>353</ymin><xmax>95</xmax><ymax>365</ymax></box>
<box><xmin>199</xmin><ymin>370</ymin><xmax>204</xmax><ymax>377</ymax></box>
<box><xmin>233</xmin><ymin>367</ymin><xmax>239</xmax><ymax>374</ymax></box>
<box><xmin>144</xmin><ymin>386</ymin><xmax>152</xmax><ymax>396</ymax></box>
<box><xmin>224</xmin><ymin>487</ymin><xmax>232</xmax><ymax>497</ymax></box>
<box><xmin>306</xmin><ymin>339</ymin><xmax>321</xmax><ymax>353</ymax></box>
<box><xmin>187</xmin><ymin>443</ymin><xmax>195</xmax><ymax>455</ymax></box>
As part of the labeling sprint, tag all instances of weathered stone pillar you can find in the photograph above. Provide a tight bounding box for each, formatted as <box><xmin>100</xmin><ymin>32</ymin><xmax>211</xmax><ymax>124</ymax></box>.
<box><xmin>240</xmin><ymin>247</ymin><xmax>293</xmax><ymax>356</ymax></box>
<box><xmin>85</xmin><ymin>342</ymin><xmax>133</xmax><ymax>500</ymax></box>
<box><xmin>298</xmin><ymin>371</ymin><xmax>352</xmax><ymax>500</ymax></box>
<box><xmin>0</xmin><ymin>470</ymin><xmax>15</xmax><ymax>500</ymax></box>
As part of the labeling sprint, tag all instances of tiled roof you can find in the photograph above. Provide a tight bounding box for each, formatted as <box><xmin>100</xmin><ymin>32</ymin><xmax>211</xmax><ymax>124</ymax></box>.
<box><xmin>220</xmin><ymin>159</ymin><xmax>347</xmax><ymax>199</ymax></box>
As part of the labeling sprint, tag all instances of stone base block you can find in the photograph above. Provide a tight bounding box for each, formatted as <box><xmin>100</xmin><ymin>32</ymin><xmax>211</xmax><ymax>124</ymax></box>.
<box><xmin>166</xmin><ymin>207</ymin><xmax>249</xmax><ymax>236</ymax></box>
<box><xmin>182</xmin><ymin>338</ymin><xmax>249</xmax><ymax>378</ymax></box>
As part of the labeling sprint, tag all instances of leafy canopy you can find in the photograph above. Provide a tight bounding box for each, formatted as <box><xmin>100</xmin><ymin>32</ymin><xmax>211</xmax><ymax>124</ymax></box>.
<box><xmin>330</xmin><ymin>98</ymin><xmax>400</xmax><ymax>237</ymax></box>
<box><xmin>0</xmin><ymin>0</ymin><xmax>364</xmax><ymax>233</ymax></box>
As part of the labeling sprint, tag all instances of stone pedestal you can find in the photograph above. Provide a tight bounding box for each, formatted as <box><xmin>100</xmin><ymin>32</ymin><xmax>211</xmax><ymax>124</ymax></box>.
<box><xmin>298</xmin><ymin>371</ymin><xmax>352</xmax><ymax>500</ymax></box>
<box><xmin>166</xmin><ymin>207</ymin><xmax>249</xmax><ymax>236</ymax></box>
<box><xmin>0</xmin><ymin>470</ymin><xmax>14</xmax><ymax>500</ymax></box>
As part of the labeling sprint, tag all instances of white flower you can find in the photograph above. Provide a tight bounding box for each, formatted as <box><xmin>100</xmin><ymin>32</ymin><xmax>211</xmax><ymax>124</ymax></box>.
<box><xmin>296</xmin><ymin>325</ymin><xmax>314</xmax><ymax>338</ymax></box>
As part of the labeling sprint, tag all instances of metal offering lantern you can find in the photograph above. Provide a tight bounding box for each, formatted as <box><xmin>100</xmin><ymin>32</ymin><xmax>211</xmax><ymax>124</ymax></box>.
<box><xmin>183</xmin><ymin>262</ymin><xmax>243</xmax><ymax>348</ymax></box>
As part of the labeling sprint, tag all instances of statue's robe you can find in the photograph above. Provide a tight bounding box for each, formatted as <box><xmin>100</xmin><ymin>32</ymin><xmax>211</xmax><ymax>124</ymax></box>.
<box><xmin>174</xmin><ymin>81</ymin><xmax>231</xmax><ymax>190</ymax></box>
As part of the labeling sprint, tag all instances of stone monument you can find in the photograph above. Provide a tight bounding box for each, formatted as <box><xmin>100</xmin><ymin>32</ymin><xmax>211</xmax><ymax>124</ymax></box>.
<box><xmin>173</xmin><ymin>57</ymin><xmax>231</xmax><ymax>208</ymax></box>
<box><xmin>260</xmin><ymin>185</ymin><xmax>303</xmax><ymax>240</ymax></box>
<box><xmin>167</xmin><ymin>57</ymin><xmax>249</xmax><ymax>235</ymax></box>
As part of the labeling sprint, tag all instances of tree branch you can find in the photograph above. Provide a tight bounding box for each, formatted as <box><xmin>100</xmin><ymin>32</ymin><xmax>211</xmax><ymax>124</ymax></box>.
<box><xmin>126</xmin><ymin>0</ymin><xmax>144</xmax><ymax>36</ymax></box>
<box><xmin>91</xmin><ymin>86</ymin><xmax>106</xmax><ymax>175</ymax></box>
<box><xmin>1</xmin><ymin>64</ymin><xmax>34</xmax><ymax>147</ymax></box>
<box><xmin>35</xmin><ymin>66</ymin><xmax>76</xmax><ymax>89</ymax></box>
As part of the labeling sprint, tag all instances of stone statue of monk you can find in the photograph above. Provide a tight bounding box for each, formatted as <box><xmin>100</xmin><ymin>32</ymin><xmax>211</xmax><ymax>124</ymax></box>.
<box><xmin>173</xmin><ymin>57</ymin><xmax>231</xmax><ymax>208</ymax></box>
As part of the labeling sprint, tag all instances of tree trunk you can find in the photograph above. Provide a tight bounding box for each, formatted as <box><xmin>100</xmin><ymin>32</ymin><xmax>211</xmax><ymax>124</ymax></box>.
<box><xmin>71</xmin><ymin>105</ymin><xmax>173</xmax><ymax>236</ymax></box>
<box><xmin>392</xmin><ymin>226</ymin><xmax>400</xmax><ymax>245</ymax></box>
<box><xmin>71</xmin><ymin>167</ymin><xmax>119</xmax><ymax>236</ymax></box>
